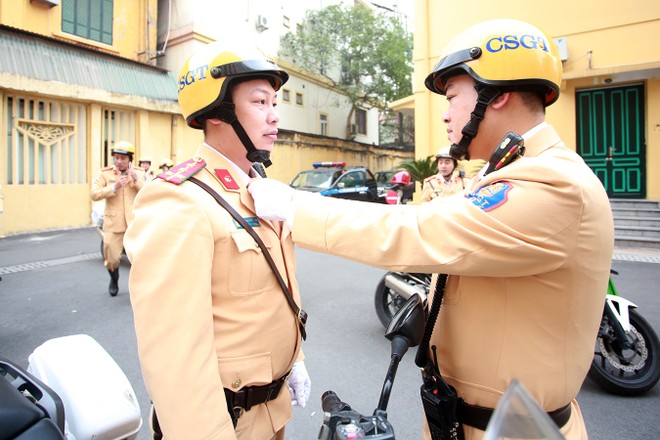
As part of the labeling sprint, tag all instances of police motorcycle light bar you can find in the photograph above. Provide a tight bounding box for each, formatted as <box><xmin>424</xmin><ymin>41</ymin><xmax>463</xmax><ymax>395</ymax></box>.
<box><xmin>313</xmin><ymin>161</ymin><xmax>346</xmax><ymax>169</ymax></box>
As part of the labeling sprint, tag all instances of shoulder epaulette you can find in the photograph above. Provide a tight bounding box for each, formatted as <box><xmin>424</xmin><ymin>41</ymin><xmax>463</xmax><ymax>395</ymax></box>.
<box><xmin>101</xmin><ymin>166</ymin><xmax>113</xmax><ymax>171</ymax></box>
<box><xmin>158</xmin><ymin>157</ymin><xmax>206</xmax><ymax>185</ymax></box>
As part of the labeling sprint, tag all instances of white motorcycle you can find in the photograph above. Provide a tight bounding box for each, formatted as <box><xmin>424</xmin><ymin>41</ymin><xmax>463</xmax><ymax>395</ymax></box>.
<box><xmin>0</xmin><ymin>334</ymin><xmax>142</xmax><ymax>440</ymax></box>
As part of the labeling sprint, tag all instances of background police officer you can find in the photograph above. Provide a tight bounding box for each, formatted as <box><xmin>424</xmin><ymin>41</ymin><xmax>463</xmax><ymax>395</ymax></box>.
<box><xmin>91</xmin><ymin>141</ymin><xmax>144</xmax><ymax>296</ymax></box>
<box><xmin>139</xmin><ymin>157</ymin><xmax>155</xmax><ymax>181</ymax></box>
<box><xmin>158</xmin><ymin>158</ymin><xmax>174</xmax><ymax>173</ymax></box>
<box><xmin>420</xmin><ymin>146</ymin><xmax>466</xmax><ymax>202</ymax></box>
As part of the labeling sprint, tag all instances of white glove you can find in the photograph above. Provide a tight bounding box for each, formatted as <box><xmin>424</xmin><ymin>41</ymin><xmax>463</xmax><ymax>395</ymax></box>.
<box><xmin>248</xmin><ymin>178</ymin><xmax>297</xmax><ymax>229</ymax></box>
<box><xmin>287</xmin><ymin>361</ymin><xmax>311</xmax><ymax>408</ymax></box>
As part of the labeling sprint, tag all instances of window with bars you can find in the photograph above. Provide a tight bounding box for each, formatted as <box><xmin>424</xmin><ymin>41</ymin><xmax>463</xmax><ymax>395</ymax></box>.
<box><xmin>356</xmin><ymin>108</ymin><xmax>367</xmax><ymax>135</ymax></box>
<box><xmin>320</xmin><ymin>113</ymin><xmax>328</xmax><ymax>136</ymax></box>
<box><xmin>4</xmin><ymin>95</ymin><xmax>87</xmax><ymax>185</ymax></box>
<box><xmin>62</xmin><ymin>0</ymin><xmax>113</xmax><ymax>45</ymax></box>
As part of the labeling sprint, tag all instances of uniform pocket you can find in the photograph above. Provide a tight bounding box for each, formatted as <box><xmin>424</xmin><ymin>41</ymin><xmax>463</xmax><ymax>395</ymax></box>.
<box><xmin>218</xmin><ymin>352</ymin><xmax>273</xmax><ymax>389</ymax></box>
<box><xmin>228</xmin><ymin>230</ymin><xmax>278</xmax><ymax>296</ymax></box>
<box><xmin>103</xmin><ymin>211</ymin><xmax>115</xmax><ymax>232</ymax></box>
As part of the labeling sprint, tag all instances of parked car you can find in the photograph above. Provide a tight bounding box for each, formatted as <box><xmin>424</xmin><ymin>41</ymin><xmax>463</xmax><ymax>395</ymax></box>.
<box><xmin>290</xmin><ymin>162</ymin><xmax>378</xmax><ymax>202</ymax></box>
<box><xmin>374</xmin><ymin>169</ymin><xmax>415</xmax><ymax>204</ymax></box>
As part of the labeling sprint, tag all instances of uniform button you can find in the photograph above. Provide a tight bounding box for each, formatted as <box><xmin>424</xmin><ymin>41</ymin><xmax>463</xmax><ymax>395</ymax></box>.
<box><xmin>231</xmin><ymin>377</ymin><xmax>241</xmax><ymax>389</ymax></box>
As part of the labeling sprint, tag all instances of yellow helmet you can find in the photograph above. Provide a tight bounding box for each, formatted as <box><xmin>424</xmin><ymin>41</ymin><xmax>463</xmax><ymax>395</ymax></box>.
<box><xmin>436</xmin><ymin>146</ymin><xmax>457</xmax><ymax>166</ymax></box>
<box><xmin>178</xmin><ymin>41</ymin><xmax>289</xmax><ymax>129</ymax></box>
<box><xmin>435</xmin><ymin>146</ymin><xmax>453</xmax><ymax>159</ymax></box>
<box><xmin>425</xmin><ymin>19</ymin><xmax>562</xmax><ymax>106</ymax></box>
<box><xmin>111</xmin><ymin>141</ymin><xmax>135</xmax><ymax>156</ymax></box>
<box><xmin>159</xmin><ymin>158</ymin><xmax>174</xmax><ymax>169</ymax></box>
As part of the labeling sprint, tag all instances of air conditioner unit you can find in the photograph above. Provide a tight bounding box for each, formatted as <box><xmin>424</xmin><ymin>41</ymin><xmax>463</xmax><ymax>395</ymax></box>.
<box><xmin>553</xmin><ymin>37</ymin><xmax>569</xmax><ymax>61</ymax></box>
<box><xmin>31</xmin><ymin>0</ymin><xmax>59</xmax><ymax>7</ymax></box>
<box><xmin>256</xmin><ymin>15</ymin><xmax>269</xmax><ymax>31</ymax></box>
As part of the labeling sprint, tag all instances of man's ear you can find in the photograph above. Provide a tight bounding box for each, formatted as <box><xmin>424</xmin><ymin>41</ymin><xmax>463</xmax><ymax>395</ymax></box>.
<box><xmin>206</xmin><ymin>118</ymin><xmax>222</xmax><ymax>127</ymax></box>
<box><xmin>490</xmin><ymin>92</ymin><xmax>511</xmax><ymax>110</ymax></box>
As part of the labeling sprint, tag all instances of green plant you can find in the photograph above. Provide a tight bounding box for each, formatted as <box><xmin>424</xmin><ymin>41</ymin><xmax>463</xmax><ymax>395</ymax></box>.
<box><xmin>399</xmin><ymin>156</ymin><xmax>436</xmax><ymax>182</ymax></box>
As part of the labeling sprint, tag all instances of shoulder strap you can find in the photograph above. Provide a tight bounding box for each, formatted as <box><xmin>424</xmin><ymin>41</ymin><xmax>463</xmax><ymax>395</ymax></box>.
<box><xmin>415</xmin><ymin>274</ymin><xmax>447</xmax><ymax>370</ymax></box>
<box><xmin>188</xmin><ymin>176</ymin><xmax>307</xmax><ymax>340</ymax></box>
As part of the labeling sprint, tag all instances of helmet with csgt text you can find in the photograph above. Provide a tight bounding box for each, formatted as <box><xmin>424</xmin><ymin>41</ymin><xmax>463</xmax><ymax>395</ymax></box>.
<box><xmin>178</xmin><ymin>41</ymin><xmax>289</xmax><ymax>129</ymax></box>
<box><xmin>111</xmin><ymin>141</ymin><xmax>135</xmax><ymax>156</ymax></box>
<box><xmin>425</xmin><ymin>19</ymin><xmax>562</xmax><ymax>106</ymax></box>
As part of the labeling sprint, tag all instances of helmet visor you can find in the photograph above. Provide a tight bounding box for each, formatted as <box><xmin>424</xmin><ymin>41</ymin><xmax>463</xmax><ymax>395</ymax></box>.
<box><xmin>425</xmin><ymin>47</ymin><xmax>482</xmax><ymax>94</ymax></box>
<box><xmin>210</xmin><ymin>59</ymin><xmax>289</xmax><ymax>89</ymax></box>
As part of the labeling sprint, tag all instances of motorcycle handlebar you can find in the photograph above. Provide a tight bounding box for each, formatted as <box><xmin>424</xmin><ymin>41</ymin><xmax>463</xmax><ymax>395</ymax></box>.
<box><xmin>321</xmin><ymin>390</ymin><xmax>352</xmax><ymax>414</ymax></box>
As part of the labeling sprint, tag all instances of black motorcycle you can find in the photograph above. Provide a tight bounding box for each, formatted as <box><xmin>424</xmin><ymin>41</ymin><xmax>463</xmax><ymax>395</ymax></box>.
<box><xmin>373</xmin><ymin>269</ymin><xmax>660</xmax><ymax>396</ymax></box>
<box><xmin>320</xmin><ymin>294</ymin><xmax>425</xmax><ymax>440</ymax></box>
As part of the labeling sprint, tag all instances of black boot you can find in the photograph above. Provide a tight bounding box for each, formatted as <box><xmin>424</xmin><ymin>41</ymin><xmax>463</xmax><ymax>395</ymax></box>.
<box><xmin>108</xmin><ymin>269</ymin><xmax>119</xmax><ymax>296</ymax></box>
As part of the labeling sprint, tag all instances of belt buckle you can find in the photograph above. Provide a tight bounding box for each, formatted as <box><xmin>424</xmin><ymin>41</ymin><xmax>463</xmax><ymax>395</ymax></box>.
<box><xmin>232</xmin><ymin>406</ymin><xmax>245</xmax><ymax>420</ymax></box>
<box><xmin>298</xmin><ymin>309</ymin><xmax>308</xmax><ymax>325</ymax></box>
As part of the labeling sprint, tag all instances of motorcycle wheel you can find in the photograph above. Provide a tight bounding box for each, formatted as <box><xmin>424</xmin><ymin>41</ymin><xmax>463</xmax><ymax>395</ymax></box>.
<box><xmin>374</xmin><ymin>273</ymin><xmax>407</xmax><ymax>328</ymax></box>
<box><xmin>588</xmin><ymin>308</ymin><xmax>660</xmax><ymax>396</ymax></box>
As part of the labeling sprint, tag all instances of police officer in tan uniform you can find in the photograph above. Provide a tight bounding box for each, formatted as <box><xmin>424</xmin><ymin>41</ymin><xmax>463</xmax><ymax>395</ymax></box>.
<box><xmin>91</xmin><ymin>141</ymin><xmax>144</xmax><ymax>296</ymax></box>
<box><xmin>249</xmin><ymin>19</ymin><xmax>613</xmax><ymax>440</ymax></box>
<box><xmin>158</xmin><ymin>158</ymin><xmax>174</xmax><ymax>173</ymax></box>
<box><xmin>420</xmin><ymin>146</ymin><xmax>466</xmax><ymax>202</ymax></box>
<box><xmin>139</xmin><ymin>157</ymin><xmax>156</xmax><ymax>182</ymax></box>
<box><xmin>124</xmin><ymin>42</ymin><xmax>309</xmax><ymax>440</ymax></box>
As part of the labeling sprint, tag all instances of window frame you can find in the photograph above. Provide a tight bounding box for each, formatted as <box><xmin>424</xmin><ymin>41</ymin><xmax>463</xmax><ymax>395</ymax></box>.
<box><xmin>355</xmin><ymin>108</ymin><xmax>367</xmax><ymax>135</ymax></box>
<box><xmin>61</xmin><ymin>0</ymin><xmax>114</xmax><ymax>46</ymax></box>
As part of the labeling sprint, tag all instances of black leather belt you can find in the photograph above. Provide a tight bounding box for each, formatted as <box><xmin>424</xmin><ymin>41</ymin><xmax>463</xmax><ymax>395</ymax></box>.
<box><xmin>457</xmin><ymin>399</ymin><xmax>571</xmax><ymax>433</ymax></box>
<box><xmin>224</xmin><ymin>374</ymin><xmax>288</xmax><ymax>417</ymax></box>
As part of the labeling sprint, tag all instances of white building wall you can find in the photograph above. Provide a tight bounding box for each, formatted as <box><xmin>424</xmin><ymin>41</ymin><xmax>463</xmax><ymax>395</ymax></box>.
<box><xmin>158</xmin><ymin>0</ymin><xmax>380</xmax><ymax>145</ymax></box>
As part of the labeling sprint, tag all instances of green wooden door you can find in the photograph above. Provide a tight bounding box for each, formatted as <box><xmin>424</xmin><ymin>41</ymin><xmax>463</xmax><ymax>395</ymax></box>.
<box><xmin>576</xmin><ymin>84</ymin><xmax>646</xmax><ymax>198</ymax></box>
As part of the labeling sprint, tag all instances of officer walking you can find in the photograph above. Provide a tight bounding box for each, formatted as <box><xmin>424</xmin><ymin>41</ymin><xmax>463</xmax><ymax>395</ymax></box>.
<box><xmin>124</xmin><ymin>42</ymin><xmax>309</xmax><ymax>440</ymax></box>
<box><xmin>249</xmin><ymin>19</ymin><xmax>613</xmax><ymax>440</ymax></box>
<box><xmin>91</xmin><ymin>141</ymin><xmax>144</xmax><ymax>296</ymax></box>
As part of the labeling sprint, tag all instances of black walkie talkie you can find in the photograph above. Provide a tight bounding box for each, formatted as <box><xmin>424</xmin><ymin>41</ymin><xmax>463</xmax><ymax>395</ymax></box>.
<box><xmin>483</xmin><ymin>132</ymin><xmax>525</xmax><ymax>177</ymax></box>
<box><xmin>252</xmin><ymin>162</ymin><xmax>267</xmax><ymax>178</ymax></box>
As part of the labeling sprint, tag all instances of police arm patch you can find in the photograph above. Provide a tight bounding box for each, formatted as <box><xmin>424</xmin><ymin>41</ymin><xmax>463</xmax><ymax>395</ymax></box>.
<box><xmin>466</xmin><ymin>181</ymin><xmax>512</xmax><ymax>211</ymax></box>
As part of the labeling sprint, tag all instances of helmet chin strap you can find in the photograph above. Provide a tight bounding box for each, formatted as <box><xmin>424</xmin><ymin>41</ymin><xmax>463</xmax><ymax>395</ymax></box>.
<box><xmin>209</xmin><ymin>102</ymin><xmax>273</xmax><ymax>168</ymax></box>
<box><xmin>449</xmin><ymin>87</ymin><xmax>501</xmax><ymax>161</ymax></box>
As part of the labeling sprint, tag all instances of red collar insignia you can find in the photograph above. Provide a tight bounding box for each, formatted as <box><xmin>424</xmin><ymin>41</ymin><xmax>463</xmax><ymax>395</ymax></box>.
<box><xmin>215</xmin><ymin>169</ymin><xmax>240</xmax><ymax>190</ymax></box>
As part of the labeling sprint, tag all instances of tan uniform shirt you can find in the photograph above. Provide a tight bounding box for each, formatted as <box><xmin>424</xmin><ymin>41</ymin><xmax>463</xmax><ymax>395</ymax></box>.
<box><xmin>90</xmin><ymin>165</ymin><xmax>144</xmax><ymax>233</ymax></box>
<box><xmin>124</xmin><ymin>146</ymin><xmax>303</xmax><ymax>440</ymax></box>
<box><xmin>292</xmin><ymin>125</ymin><xmax>613</xmax><ymax>440</ymax></box>
<box><xmin>420</xmin><ymin>173</ymin><xmax>466</xmax><ymax>202</ymax></box>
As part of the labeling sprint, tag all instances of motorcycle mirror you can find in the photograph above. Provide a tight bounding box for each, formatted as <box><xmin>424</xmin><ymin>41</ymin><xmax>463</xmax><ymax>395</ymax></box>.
<box><xmin>384</xmin><ymin>293</ymin><xmax>425</xmax><ymax>348</ymax></box>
